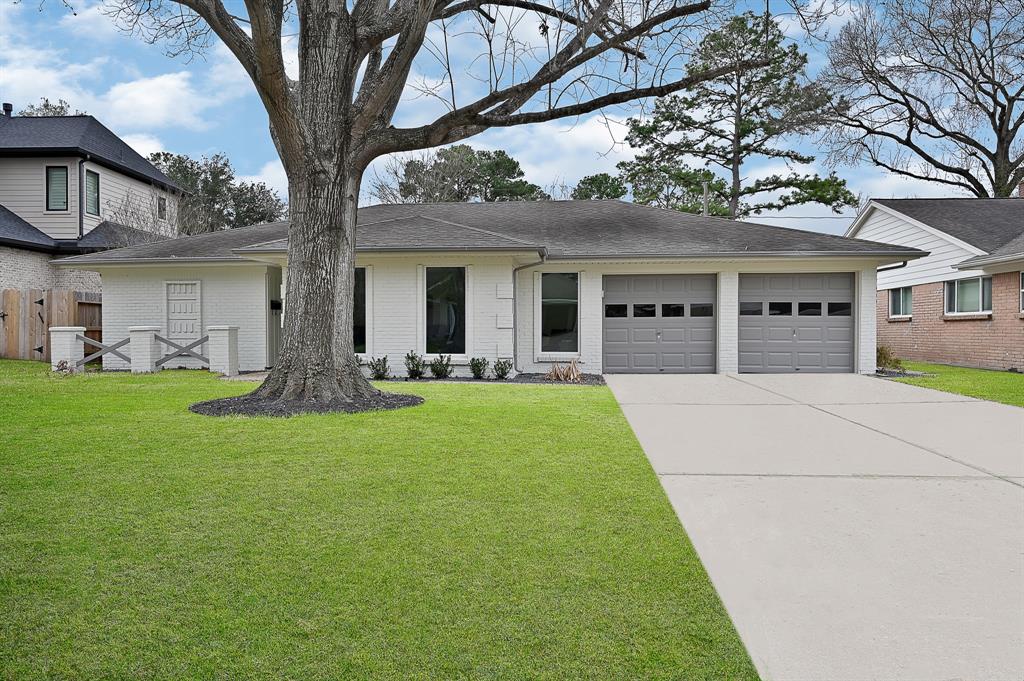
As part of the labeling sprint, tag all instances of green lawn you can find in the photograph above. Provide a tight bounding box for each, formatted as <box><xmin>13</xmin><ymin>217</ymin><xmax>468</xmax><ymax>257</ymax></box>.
<box><xmin>895</xmin><ymin>361</ymin><xmax>1024</xmax><ymax>408</ymax></box>
<box><xmin>0</xmin><ymin>360</ymin><xmax>755</xmax><ymax>680</ymax></box>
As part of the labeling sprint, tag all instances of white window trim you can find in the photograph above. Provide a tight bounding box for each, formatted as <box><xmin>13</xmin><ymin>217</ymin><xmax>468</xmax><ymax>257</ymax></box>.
<box><xmin>1019</xmin><ymin>272</ymin><xmax>1023</xmax><ymax>314</ymax></box>
<box><xmin>534</xmin><ymin>270</ymin><xmax>582</xmax><ymax>362</ymax></box>
<box><xmin>944</xmin><ymin>276</ymin><xmax>992</xmax><ymax>315</ymax></box>
<box><xmin>418</xmin><ymin>264</ymin><xmax>473</xmax><ymax>360</ymax></box>
<box><xmin>43</xmin><ymin>163</ymin><xmax>71</xmax><ymax>214</ymax></box>
<box><xmin>888</xmin><ymin>286</ymin><xmax>912</xmax><ymax>318</ymax></box>
<box><xmin>164</xmin><ymin>280</ymin><xmax>203</xmax><ymax>341</ymax></box>
<box><xmin>84</xmin><ymin>169</ymin><xmax>101</xmax><ymax>217</ymax></box>
<box><xmin>355</xmin><ymin>265</ymin><xmax>373</xmax><ymax>360</ymax></box>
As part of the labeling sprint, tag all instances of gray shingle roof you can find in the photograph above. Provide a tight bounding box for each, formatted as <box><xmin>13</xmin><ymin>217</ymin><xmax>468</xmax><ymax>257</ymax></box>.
<box><xmin>956</xmin><ymin>231</ymin><xmax>1024</xmax><ymax>269</ymax></box>
<box><xmin>0</xmin><ymin>203</ymin><xmax>55</xmax><ymax>250</ymax></box>
<box><xmin>873</xmin><ymin>198</ymin><xmax>1024</xmax><ymax>253</ymax></box>
<box><xmin>55</xmin><ymin>201</ymin><xmax>925</xmax><ymax>266</ymax></box>
<box><xmin>76</xmin><ymin>221</ymin><xmax>170</xmax><ymax>250</ymax></box>
<box><xmin>0</xmin><ymin>115</ymin><xmax>177</xmax><ymax>190</ymax></box>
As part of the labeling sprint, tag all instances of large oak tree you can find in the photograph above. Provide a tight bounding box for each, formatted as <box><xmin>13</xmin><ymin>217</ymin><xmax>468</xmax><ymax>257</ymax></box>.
<box><xmin>824</xmin><ymin>0</ymin><xmax>1024</xmax><ymax>197</ymax></box>
<box><xmin>97</xmin><ymin>0</ymin><xmax>808</xmax><ymax>413</ymax></box>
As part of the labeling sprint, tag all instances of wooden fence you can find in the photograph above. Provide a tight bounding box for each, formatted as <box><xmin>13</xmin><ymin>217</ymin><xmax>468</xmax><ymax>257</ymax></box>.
<box><xmin>0</xmin><ymin>289</ymin><xmax>102</xmax><ymax>362</ymax></box>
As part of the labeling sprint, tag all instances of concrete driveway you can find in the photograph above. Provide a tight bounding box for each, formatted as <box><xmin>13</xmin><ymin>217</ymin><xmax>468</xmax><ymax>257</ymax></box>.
<box><xmin>607</xmin><ymin>373</ymin><xmax>1024</xmax><ymax>681</ymax></box>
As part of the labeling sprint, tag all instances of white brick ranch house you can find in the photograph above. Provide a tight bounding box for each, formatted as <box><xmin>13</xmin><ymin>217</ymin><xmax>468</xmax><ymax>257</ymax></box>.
<box><xmin>54</xmin><ymin>201</ymin><xmax>925</xmax><ymax>375</ymax></box>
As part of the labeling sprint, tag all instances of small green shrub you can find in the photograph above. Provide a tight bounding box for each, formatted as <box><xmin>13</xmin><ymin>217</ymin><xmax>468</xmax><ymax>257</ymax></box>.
<box><xmin>876</xmin><ymin>345</ymin><xmax>904</xmax><ymax>372</ymax></box>
<box><xmin>429</xmin><ymin>354</ymin><xmax>453</xmax><ymax>379</ymax></box>
<box><xmin>469</xmin><ymin>357</ymin><xmax>490</xmax><ymax>380</ymax></box>
<box><xmin>367</xmin><ymin>356</ymin><xmax>390</xmax><ymax>380</ymax></box>
<box><xmin>493</xmin><ymin>358</ymin><xmax>513</xmax><ymax>380</ymax></box>
<box><xmin>404</xmin><ymin>351</ymin><xmax>426</xmax><ymax>379</ymax></box>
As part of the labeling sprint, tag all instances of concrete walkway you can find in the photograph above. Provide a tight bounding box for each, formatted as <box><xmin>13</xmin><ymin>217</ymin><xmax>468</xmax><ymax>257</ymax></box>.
<box><xmin>607</xmin><ymin>373</ymin><xmax>1024</xmax><ymax>681</ymax></box>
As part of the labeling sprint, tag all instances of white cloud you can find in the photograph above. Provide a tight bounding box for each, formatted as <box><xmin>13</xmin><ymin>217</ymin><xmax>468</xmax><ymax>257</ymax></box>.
<box><xmin>102</xmin><ymin>72</ymin><xmax>213</xmax><ymax>129</ymax></box>
<box><xmin>239</xmin><ymin>159</ymin><xmax>289</xmax><ymax>198</ymax></box>
<box><xmin>121</xmin><ymin>133</ymin><xmax>166</xmax><ymax>158</ymax></box>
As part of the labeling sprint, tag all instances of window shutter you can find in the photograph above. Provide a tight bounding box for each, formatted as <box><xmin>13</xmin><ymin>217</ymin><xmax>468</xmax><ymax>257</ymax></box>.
<box><xmin>85</xmin><ymin>171</ymin><xmax>100</xmax><ymax>216</ymax></box>
<box><xmin>46</xmin><ymin>167</ymin><xmax>68</xmax><ymax>211</ymax></box>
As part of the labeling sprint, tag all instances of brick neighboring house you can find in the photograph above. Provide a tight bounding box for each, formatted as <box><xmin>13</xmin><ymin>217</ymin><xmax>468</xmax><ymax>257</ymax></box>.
<box><xmin>847</xmin><ymin>198</ymin><xmax>1024</xmax><ymax>371</ymax></box>
<box><xmin>0</xmin><ymin>102</ymin><xmax>180</xmax><ymax>360</ymax></box>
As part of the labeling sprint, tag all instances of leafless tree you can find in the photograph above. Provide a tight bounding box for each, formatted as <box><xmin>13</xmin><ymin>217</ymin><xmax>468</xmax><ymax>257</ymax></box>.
<box><xmin>823</xmin><ymin>0</ymin><xmax>1024</xmax><ymax>197</ymax></box>
<box><xmin>101</xmin><ymin>190</ymin><xmax>179</xmax><ymax>245</ymax></box>
<box><xmin>97</xmin><ymin>0</ymin><xmax>813</xmax><ymax>413</ymax></box>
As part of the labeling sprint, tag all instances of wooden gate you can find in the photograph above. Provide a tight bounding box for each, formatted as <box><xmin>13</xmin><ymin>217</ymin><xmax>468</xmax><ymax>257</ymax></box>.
<box><xmin>0</xmin><ymin>289</ymin><xmax>102</xmax><ymax>362</ymax></box>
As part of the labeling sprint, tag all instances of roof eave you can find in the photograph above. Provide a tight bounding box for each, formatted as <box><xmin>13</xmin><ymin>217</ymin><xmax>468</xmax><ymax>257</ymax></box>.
<box><xmin>955</xmin><ymin>252</ymin><xmax>1024</xmax><ymax>269</ymax></box>
<box><xmin>0</xmin><ymin>148</ymin><xmax>181</xmax><ymax>194</ymax></box>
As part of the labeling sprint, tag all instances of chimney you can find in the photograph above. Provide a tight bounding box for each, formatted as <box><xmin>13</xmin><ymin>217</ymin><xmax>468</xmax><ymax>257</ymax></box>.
<box><xmin>2</xmin><ymin>103</ymin><xmax>12</xmax><ymax>117</ymax></box>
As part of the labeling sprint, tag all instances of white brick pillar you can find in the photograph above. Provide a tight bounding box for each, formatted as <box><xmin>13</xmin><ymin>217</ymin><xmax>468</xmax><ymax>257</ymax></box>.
<box><xmin>857</xmin><ymin>267</ymin><xmax>878</xmax><ymax>374</ymax></box>
<box><xmin>49</xmin><ymin>326</ymin><xmax>86</xmax><ymax>372</ymax></box>
<box><xmin>208</xmin><ymin>325</ymin><xmax>239</xmax><ymax>376</ymax></box>
<box><xmin>717</xmin><ymin>271</ymin><xmax>739</xmax><ymax>373</ymax></box>
<box><xmin>129</xmin><ymin>326</ymin><xmax>162</xmax><ymax>374</ymax></box>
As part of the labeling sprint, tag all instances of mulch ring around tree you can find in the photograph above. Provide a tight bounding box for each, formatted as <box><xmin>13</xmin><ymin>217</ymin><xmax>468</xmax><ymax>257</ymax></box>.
<box><xmin>189</xmin><ymin>391</ymin><xmax>424</xmax><ymax>418</ymax></box>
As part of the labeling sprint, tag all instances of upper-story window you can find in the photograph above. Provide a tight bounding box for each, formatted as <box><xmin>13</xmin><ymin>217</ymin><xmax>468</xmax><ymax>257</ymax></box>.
<box><xmin>944</xmin><ymin>276</ymin><xmax>992</xmax><ymax>314</ymax></box>
<box><xmin>45</xmin><ymin>166</ymin><xmax>68</xmax><ymax>211</ymax></box>
<box><xmin>85</xmin><ymin>170</ymin><xmax>100</xmax><ymax>216</ymax></box>
<box><xmin>158</xmin><ymin>197</ymin><xmax>167</xmax><ymax>221</ymax></box>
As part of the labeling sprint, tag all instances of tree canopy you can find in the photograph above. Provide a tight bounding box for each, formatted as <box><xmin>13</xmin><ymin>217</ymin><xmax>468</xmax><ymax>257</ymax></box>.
<box><xmin>571</xmin><ymin>173</ymin><xmax>627</xmax><ymax>200</ymax></box>
<box><xmin>370</xmin><ymin>146</ymin><xmax>548</xmax><ymax>203</ymax></box>
<box><xmin>824</xmin><ymin>0</ymin><xmax>1024</xmax><ymax>197</ymax></box>
<box><xmin>148</xmin><ymin>152</ymin><xmax>287</xmax><ymax>234</ymax></box>
<box><xmin>17</xmin><ymin>98</ymin><xmax>87</xmax><ymax>116</ymax></box>
<box><xmin>618</xmin><ymin>13</ymin><xmax>857</xmax><ymax>218</ymax></box>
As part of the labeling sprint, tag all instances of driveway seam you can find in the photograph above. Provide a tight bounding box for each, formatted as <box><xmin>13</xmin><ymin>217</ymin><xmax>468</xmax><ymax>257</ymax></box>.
<box><xmin>728</xmin><ymin>375</ymin><xmax>1024</xmax><ymax>489</ymax></box>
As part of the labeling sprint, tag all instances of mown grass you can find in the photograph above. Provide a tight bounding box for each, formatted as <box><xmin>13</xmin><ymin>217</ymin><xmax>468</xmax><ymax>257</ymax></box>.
<box><xmin>896</xmin><ymin>361</ymin><xmax>1024</xmax><ymax>408</ymax></box>
<box><xmin>0</xmin><ymin>360</ymin><xmax>755</xmax><ymax>680</ymax></box>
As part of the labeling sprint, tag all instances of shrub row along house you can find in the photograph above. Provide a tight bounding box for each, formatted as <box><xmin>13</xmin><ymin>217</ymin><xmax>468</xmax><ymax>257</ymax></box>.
<box><xmin>848</xmin><ymin>198</ymin><xmax>1024</xmax><ymax>372</ymax></box>
<box><xmin>0</xmin><ymin>104</ymin><xmax>179</xmax><ymax>360</ymax></box>
<box><xmin>54</xmin><ymin>201</ymin><xmax>923</xmax><ymax>376</ymax></box>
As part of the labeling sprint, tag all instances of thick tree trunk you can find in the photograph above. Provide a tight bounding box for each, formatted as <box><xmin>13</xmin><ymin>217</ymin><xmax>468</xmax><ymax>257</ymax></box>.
<box><xmin>249</xmin><ymin>166</ymin><xmax>378</xmax><ymax>405</ymax></box>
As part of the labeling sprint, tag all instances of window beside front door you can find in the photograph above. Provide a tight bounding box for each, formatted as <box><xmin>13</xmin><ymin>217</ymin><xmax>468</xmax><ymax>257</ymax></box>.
<box><xmin>1019</xmin><ymin>272</ymin><xmax>1023</xmax><ymax>313</ymax></box>
<box><xmin>889</xmin><ymin>287</ymin><xmax>912</xmax><ymax>317</ymax></box>
<box><xmin>354</xmin><ymin>267</ymin><xmax>366</xmax><ymax>354</ymax></box>
<box><xmin>85</xmin><ymin>170</ymin><xmax>100</xmax><ymax>216</ymax></box>
<box><xmin>46</xmin><ymin>166</ymin><xmax>69</xmax><ymax>211</ymax></box>
<box><xmin>945</xmin><ymin>277</ymin><xmax>992</xmax><ymax>314</ymax></box>
<box><xmin>425</xmin><ymin>267</ymin><xmax>466</xmax><ymax>354</ymax></box>
<box><xmin>540</xmin><ymin>272</ymin><xmax>579</xmax><ymax>353</ymax></box>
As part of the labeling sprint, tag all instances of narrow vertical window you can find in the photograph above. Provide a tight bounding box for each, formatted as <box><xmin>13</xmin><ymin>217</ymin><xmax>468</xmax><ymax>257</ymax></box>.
<box><xmin>540</xmin><ymin>272</ymin><xmax>578</xmax><ymax>352</ymax></box>
<box><xmin>354</xmin><ymin>267</ymin><xmax>366</xmax><ymax>354</ymax></box>
<box><xmin>425</xmin><ymin>267</ymin><xmax>465</xmax><ymax>354</ymax></box>
<box><xmin>85</xmin><ymin>170</ymin><xmax>100</xmax><ymax>216</ymax></box>
<box><xmin>46</xmin><ymin>166</ymin><xmax>68</xmax><ymax>211</ymax></box>
<box><xmin>1019</xmin><ymin>272</ymin><xmax>1023</xmax><ymax>313</ymax></box>
<box><xmin>158</xmin><ymin>197</ymin><xmax>167</xmax><ymax>221</ymax></box>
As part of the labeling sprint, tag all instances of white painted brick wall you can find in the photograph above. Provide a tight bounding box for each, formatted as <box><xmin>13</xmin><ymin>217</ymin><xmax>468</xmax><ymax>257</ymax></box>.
<box><xmin>716</xmin><ymin>271</ymin><xmax>739</xmax><ymax>373</ymax></box>
<box><xmin>857</xmin><ymin>266</ymin><xmax>878</xmax><ymax>374</ymax></box>
<box><xmin>0</xmin><ymin>245</ymin><xmax>101</xmax><ymax>292</ymax></box>
<box><xmin>98</xmin><ymin>265</ymin><xmax>271</xmax><ymax>371</ymax></box>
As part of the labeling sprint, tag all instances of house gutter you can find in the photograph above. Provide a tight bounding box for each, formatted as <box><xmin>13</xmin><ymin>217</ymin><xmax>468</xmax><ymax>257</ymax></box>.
<box><xmin>877</xmin><ymin>260</ymin><xmax>908</xmax><ymax>273</ymax></box>
<box><xmin>511</xmin><ymin>248</ymin><xmax>548</xmax><ymax>374</ymax></box>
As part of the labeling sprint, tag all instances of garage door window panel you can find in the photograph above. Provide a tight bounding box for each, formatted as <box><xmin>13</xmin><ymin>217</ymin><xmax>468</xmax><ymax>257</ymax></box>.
<box><xmin>828</xmin><ymin>302</ymin><xmax>852</xmax><ymax>316</ymax></box>
<box><xmin>662</xmin><ymin>303</ymin><xmax>685</xmax><ymax>317</ymax></box>
<box><xmin>605</xmin><ymin>304</ymin><xmax>627</xmax><ymax>318</ymax></box>
<box><xmin>768</xmin><ymin>302</ymin><xmax>792</xmax><ymax>316</ymax></box>
<box><xmin>540</xmin><ymin>272</ymin><xmax>579</xmax><ymax>353</ymax></box>
<box><xmin>690</xmin><ymin>303</ymin><xmax>714</xmax><ymax>317</ymax></box>
<box><xmin>740</xmin><ymin>302</ymin><xmax>763</xmax><ymax>316</ymax></box>
<box><xmin>633</xmin><ymin>304</ymin><xmax>656</xmax><ymax>318</ymax></box>
<box><xmin>798</xmin><ymin>302</ymin><xmax>821</xmax><ymax>316</ymax></box>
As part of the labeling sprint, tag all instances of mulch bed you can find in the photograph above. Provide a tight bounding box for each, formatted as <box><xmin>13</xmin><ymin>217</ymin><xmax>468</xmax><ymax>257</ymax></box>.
<box><xmin>189</xmin><ymin>391</ymin><xmax>423</xmax><ymax>418</ymax></box>
<box><xmin>376</xmin><ymin>374</ymin><xmax>605</xmax><ymax>385</ymax></box>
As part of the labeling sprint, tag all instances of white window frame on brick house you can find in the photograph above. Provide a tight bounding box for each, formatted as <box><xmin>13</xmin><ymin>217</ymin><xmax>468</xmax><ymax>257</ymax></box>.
<box><xmin>1019</xmin><ymin>272</ymin><xmax>1024</xmax><ymax>313</ymax></box>
<box><xmin>44</xmin><ymin>164</ymin><xmax>70</xmax><ymax>213</ymax></box>
<box><xmin>85</xmin><ymin>169</ymin><xmax>100</xmax><ymax>217</ymax></box>
<box><xmin>354</xmin><ymin>265</ymin><xmax>373</xmax><ymax>359</ymax></box>
<box><xmin>534</xmin><ymin>271</ymin><xmax>582</xmax><ymax>362</ymax></box>
<box><xmin>888</xmin><ymin>286</ymin><xmax>912</xmax><ymax>318</ymax></box>
<box><xmin>944</xmin><ymin>276</ymin><xmax>992</xmax><ymax>315</ymax></box>
<box><xmin>417</xmin><ymin>265</ymin><xmax>473</xmax><ymax>360</ymax></box>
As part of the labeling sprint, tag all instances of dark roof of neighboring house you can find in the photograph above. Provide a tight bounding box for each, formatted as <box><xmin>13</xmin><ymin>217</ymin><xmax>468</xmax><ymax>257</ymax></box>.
<box><xmin>0</xmin><ymin>203</ymin><xmax>55</xmax><ymax>251</ymax></box>
<box><xmin>54</xmin><ymin>201</ymin><xmax>925</xmax><ymax>266</ymax></box>
<box><xmin>956</xmin><ymin>231</ymin><xmax>1024</xmax><ymax>269</ymax></box>
<box><xmin>873</xmin><ymin>198</ymin><xmax>1024</xmax><ymax>253</ymax></box>
<box><xmin>0</xmin><ymin>114</ymin><xmax>178</xmax><ymax>191</ymax></box>
<box><xmin>76</xmin><ymin>221</ymin><xmax>170</xmax><ymax>250</ymax></box>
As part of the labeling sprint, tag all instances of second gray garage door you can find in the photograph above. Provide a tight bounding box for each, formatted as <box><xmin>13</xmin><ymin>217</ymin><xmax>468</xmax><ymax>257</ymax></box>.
<box><xmin>739</xmin><ymin>273</ymin><xmax>855</xmax><ymax>373</ymax></box>
<box><xmin>603</xmin><ymin>275</ymin><xmax>716</xmax><ymax>373</ymax></box>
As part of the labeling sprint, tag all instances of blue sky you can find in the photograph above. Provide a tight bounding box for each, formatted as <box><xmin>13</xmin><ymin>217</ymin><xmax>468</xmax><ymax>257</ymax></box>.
<box><xmin>0</xmin><ymin>0</ymin><xmax>961</xmax><ymax>235</ymax></box>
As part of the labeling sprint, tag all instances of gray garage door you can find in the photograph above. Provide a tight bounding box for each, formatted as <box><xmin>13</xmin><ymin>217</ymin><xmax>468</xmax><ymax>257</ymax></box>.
<box><xmin>603</xmin><ymin>274</ymin><xmax>716</xmax><ymax>373</ymax></box>
<box><xmin>738</xmin><ymin>273</ymin><xmax>855</xmax><ymax>373</ymax></box>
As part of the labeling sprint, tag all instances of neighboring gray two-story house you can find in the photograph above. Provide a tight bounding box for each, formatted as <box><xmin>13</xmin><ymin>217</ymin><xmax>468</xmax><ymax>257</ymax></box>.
<box><xmin>0</xmin><ymin>103</ymin><xmax>181</xmax><ymax>361</ymax></box>
<box><xmin>0</xmin><ymin>102</ymin><xmax>180</xmax><ymax>293</ymax></box>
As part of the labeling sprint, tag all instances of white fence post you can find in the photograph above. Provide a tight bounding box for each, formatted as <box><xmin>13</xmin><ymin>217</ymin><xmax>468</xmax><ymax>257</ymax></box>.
<box><xmin>207</xmin><ymin>325</ymin><xmax>239</xmax><ymax>377</ymax></box>
<box><xmin>49</xmin><ymin>326</ymin><xmax>86</xmax><ymax>372</ymax></box>
<box><xmin>129</xmin><ymin>326</ymin><xmax>162</xmax><ymax>373</ymax></box>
